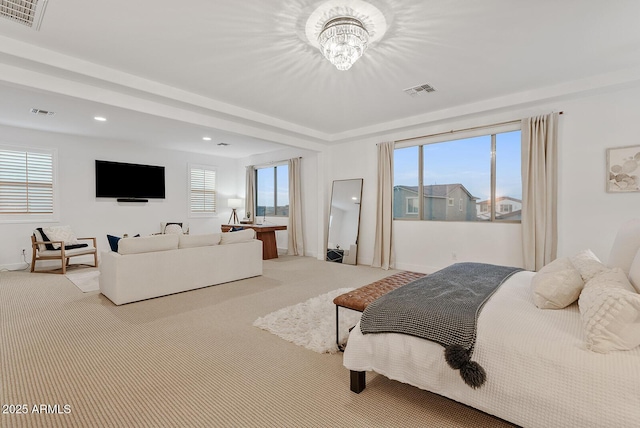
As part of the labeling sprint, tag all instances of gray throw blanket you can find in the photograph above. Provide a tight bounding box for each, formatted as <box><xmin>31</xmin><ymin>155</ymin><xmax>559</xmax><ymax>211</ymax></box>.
<box><xmin>360</xmin><ymin>262</ymin><xmax>523</xmax><ymax>388</ymax></box>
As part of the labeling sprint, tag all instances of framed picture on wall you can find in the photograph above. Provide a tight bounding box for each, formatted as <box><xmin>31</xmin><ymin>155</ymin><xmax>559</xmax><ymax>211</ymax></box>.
<box><xmin>606</xmin><ymin>145</ymin><xmax>640</xmax><ymax>193</ymax></box>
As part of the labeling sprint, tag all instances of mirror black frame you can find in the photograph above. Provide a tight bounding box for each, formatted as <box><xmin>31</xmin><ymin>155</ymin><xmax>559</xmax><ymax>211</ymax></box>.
<box><xmin>326</xmin><ymin>178</ymin><xmax>363</xmax><ymax>265</ymax></box>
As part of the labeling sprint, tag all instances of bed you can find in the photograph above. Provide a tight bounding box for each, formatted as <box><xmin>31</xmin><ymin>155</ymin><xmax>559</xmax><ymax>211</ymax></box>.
<box><xmin>343</xmin><ymin>222</ymin><xmax>640</xmax><ymax>427</ymax></box>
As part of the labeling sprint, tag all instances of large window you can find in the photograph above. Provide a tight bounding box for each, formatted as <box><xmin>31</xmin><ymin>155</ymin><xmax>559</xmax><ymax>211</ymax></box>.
<box><xmin>189</xmin><ymin>164</ymin><xmax>216</xmax><ymax>216</ymax></box>
<box><xmin>256</xmin><ymin>164</ymin><xmax>289</xmax><ymax>217</ymax></box>
<box><xmin>393</xmin><ymin>128</ymin><xmax>521</xmax><ymax>222</ymax></box>
<box><xmin>0</xmin><ymin>147</ymin><xmax>55</xmax><ymax>221</ymax></box>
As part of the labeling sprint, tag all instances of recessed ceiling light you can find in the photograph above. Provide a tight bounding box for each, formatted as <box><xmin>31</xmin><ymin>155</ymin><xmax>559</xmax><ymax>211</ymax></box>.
<box><xmin>203</xmin><ymin>137</ymin><xmax>212</xmax><ymax>141</ymax></box>
<box><xmin>94</xmin><ymin>116</ymin><xmax>107</xmax><ymax>122</ymax></box>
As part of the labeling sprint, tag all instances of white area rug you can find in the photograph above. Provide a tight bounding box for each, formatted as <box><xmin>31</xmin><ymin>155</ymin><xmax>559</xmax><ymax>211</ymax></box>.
<box><xmin>65</xmin><ymin>270</ymin><xmax>100</xmax><ymax>292</ymax></box>
<box><xmin>253</xmin><ymin>287</ymin><xmax>362</xmax><ymax>354</ymax></box>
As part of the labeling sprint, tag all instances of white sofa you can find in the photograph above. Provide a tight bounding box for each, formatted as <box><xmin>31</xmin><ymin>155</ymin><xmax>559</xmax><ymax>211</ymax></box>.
<box><xmin>99</xmin><ymin>230</ymin><xmax>262</xmax><ymax>305</ymax></box>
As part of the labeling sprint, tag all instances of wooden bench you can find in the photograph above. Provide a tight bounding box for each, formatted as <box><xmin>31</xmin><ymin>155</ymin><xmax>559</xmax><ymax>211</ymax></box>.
<box><xmin>333</xmin><ymin>271</ymin><xmax>426</xmax><ymax>351</ymax></box>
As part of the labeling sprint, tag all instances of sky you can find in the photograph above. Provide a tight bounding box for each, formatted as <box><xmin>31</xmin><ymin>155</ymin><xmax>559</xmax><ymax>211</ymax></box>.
<box><xmin>394</xmin><ymin>130</ymin><xmax>522</xmax><ymax>202</ymax></box>
<box><xmin>256</xmin><ymin>165</ymin><xmax>289</xmax><ymax>209</ymax></box>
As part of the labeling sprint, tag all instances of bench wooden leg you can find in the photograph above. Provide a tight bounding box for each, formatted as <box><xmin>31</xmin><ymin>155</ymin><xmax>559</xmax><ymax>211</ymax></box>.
<box><xmin>336</xmin><ymin>305</ymin><xmax>343</xmax><ymax>352</ymax></box>
<box><xmin>350</xmin><ymin>370</ymin><xmax>366</xmax><ymax>393</ymax></box>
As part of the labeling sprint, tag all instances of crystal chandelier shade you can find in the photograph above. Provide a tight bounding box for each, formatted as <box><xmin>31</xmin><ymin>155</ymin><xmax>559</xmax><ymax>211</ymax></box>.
<box><xmin>318</xmin><ymin>17</ymin><xmax>369</xmax><ymax>71</ymax></box>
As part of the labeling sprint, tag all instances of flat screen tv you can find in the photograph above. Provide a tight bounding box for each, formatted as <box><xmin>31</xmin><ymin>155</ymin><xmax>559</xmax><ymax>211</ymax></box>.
<box><xmin>95</xmin><ymin>160</ymin><xmax>165</xmax><ymax>199</ymax></box>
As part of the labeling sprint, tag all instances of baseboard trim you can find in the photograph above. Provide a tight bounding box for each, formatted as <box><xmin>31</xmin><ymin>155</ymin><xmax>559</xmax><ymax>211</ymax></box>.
<box><xmin>0</xmin><ymin>262</ymin><xmax>30</xmax><ymax>272</ymax></box>
<box><xmin>394</xmin><ymin>262</ymin><xmax>437</xmax><ymax>274</ymax></box>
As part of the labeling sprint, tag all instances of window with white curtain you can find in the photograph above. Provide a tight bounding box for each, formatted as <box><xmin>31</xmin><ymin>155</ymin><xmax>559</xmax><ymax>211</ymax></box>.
<box><xmin>0</xmin><ymin>146</ymin><xmax>56</xmax><ymax>222</ymax></box>
<box><xmin>255</xmin><ymin>164</ymin><xmax>289</xmax><ymax>217</ymax></box>
<box><xmin>189</xmin><ymin>164</ymin><xmax>216</xmax><ymax>216</ymax></box>
<box><xmin>393</xmin><ymin>126</ymin><xmax>522</xmax><ymax>222</ymax></box>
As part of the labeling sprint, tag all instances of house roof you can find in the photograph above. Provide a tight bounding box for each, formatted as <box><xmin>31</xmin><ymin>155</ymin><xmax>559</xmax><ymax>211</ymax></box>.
<box><xmin>395</xmin><ymin>184</ymin><xmax>478</xmax><ymax>200</ymax></box>
<box><xmin>477</xmin><ymin>196</ymin><xmax>523</xmax><ymax>204</ymax></box>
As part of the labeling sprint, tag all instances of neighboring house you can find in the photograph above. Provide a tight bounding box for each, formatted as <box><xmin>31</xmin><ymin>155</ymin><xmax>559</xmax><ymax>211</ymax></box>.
<box><xmin>476</xmin><ymin>196</ymin><xmax>522</xmax><ymax>221</ymax></box>
<box><xmin>394</xmin><ymin>184</ymin><xmax>478</xmax><ymax>221</ymax></box>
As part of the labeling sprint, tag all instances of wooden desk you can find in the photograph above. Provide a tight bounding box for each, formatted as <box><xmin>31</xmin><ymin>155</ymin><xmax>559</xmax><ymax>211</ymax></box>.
<box><xmin>221</xmin><ymin>224</ymin><xmax>287</xmax><ymax>260</ymax></box>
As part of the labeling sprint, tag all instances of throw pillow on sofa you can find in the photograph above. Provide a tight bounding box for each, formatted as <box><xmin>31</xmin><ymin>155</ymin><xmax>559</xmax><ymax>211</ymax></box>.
<box><xmin>178</xmin><ymin>233</ymin><xmax>221</xmax><ymax>249</ymax></box>
<box><xmin>220</xmin><ymin>229</ymin><xmax>255</xmax><ymax>244</ymax></box>
<box><xmin>42</xmin><ymin>225</ymin><xmax>80</xmax><ymax>249</ymax></box>
<box><xmin>117</xmin><ymin>234</ymin><xmax>179</xmax><ymax>255</ymax></box>
<box><xmin>107</xmin><ymin>234</ymin><xmax>140</xmax><ymax>252</ymax></box>
<box><xmin>107</xmin><ymin>235</ymin><xmax>121</xmax><ymax>252</ymax></box>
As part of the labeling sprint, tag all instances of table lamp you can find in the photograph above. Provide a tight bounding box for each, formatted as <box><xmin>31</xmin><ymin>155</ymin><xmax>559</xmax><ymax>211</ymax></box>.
<box><xmin>228</xmin><ymin>198</ymin><xmax>243</xmax><ymax>224</ymax></box>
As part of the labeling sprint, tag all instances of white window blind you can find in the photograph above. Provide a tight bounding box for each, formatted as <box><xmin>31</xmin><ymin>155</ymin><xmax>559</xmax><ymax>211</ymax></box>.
<box><xmin>0</xmin><ymin>148</ymin><xmax>53</xmax><ymax>214</ymax></box>
<box><xmin>189</xmin><ymin>166</ymin><xmax>216</xmax><ymax>214</ymax></box>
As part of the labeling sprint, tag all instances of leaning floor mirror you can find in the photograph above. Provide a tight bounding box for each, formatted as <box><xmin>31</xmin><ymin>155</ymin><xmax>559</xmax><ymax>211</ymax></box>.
<box><xmin>326</xmin><ymin>178</ymin><xmax>363</xmax><ymax>265</ymax></box>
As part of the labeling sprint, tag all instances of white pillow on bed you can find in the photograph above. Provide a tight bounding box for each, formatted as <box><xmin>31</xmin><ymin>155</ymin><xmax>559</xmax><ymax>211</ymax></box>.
<box><xmin>628</xmin><ymin>249</ymin><xmax>640</xmax><ymax>294</ymax></box>
<box><xmin>578</xmin><ymin>267</ymin><xmax>640</xmax><ymax>353</ymax></box>
<box><xmin>531</xmin><ymin>257</ymin><xmax>584</xmax><ymax>309</ymax></box>
<box><xmin>571</xmin><ymin>249</ymin><xmax>608</xmax><ymax>282</ymax></box>
<box><xmin>607</xmin><ymin>218</ymin><xmax>640</xmax><ymax>276</ymax></box>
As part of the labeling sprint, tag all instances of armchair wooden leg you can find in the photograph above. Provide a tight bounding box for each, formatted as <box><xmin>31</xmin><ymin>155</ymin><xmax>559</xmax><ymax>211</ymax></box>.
<box><xmin>30</xmin><ymin>253</ymin><xmax>36</xmax><ymax>272</ymax></box>
<box><xmin>62</xmin><ymin>259</ymin><xmax>67</xmax><ymax>275</ymax></box>
<box><xmin>93</xmin><ymin>252</ymin><xmax>98</xmax><ymax>268</ymax></box>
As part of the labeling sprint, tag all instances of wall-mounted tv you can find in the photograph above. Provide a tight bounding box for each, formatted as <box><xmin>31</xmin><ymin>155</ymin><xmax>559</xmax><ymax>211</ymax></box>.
<box><xmin>95</xmin><ymin>160</ymin><xmax>165</xmax><ymax>200</ymax></box>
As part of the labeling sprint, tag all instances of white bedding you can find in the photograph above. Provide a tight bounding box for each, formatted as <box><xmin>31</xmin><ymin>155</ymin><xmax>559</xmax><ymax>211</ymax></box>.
<box><xmin>343</xmin><ymin>271</ymin><xmax>640</xmax><ymax>427</ymax></box>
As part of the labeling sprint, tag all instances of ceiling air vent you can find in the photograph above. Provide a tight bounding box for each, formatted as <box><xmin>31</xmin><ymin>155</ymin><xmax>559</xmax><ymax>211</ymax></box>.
<box><xmin>30</xmin><ymin>108</ymin><xmax>55</xmax><ymax>116</ymax></box>
<box><xmin>1</xmin><ymin>0</ymin><xmax>49</xmax><ymax>30</ymax></box>
<box><xmin>403</xmin><ymin>83</ymin><xmax>436</xmax><ymax>97</ymax></box>
<box><xmin>217</xmin><ymin>142</ymin><xmax>229</xmax><ymax>146</ymax></box>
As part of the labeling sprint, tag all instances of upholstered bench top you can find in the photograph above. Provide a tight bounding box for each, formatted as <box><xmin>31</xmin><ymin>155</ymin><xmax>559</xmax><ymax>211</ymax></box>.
<box><xmin>333</xmin><ymin>271</ymin><xmax>426</xmax><ymax>312</ymax></box>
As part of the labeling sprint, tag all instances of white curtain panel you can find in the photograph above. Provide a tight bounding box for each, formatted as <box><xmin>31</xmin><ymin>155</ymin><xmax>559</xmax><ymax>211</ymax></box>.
<box><xmin>521</xmin><ymin>113</ymin><xmax>559</xmax><ymax>271</ymax></box>
<box><xmin>372</xmin><ymin>141</ymin><xmax>395</xmax><ymax>270</ymax></box>
<box><xmin>288</xmin><ymin>157</ymin><xmax>304</xmax><ymax>256</ymax></box>
<box><xmin>245</xmin><ymin>166</ymin><xmax>256</xmax><ymax>222</ymax></box>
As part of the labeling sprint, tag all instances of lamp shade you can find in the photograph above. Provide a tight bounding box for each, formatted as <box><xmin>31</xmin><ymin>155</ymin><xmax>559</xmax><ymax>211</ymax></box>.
<box><xmin>228</xmin><ymin>198</ymin><xmax>243</xmax><ymax>209</ymax></box>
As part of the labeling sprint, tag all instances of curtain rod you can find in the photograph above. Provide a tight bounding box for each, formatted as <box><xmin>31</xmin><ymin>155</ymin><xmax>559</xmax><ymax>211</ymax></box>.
<box><xmin>252</xmin><ymin>156</ymin><xmax>301</xmax><ymax>168</ymax></box>
<box><xmin>395</xmin><ymin>112</ymin><xmax>563</xmax><ymax>144</ymax></box>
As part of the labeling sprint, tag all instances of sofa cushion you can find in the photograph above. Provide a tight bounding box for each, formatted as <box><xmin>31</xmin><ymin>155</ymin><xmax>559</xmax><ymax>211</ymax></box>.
<box><xmin>107</xmin><ymin>235</ymin><xmax>121</xmax><ymax>252</ymax></box>
<box><xmin>220</xmin><ymin>229</ymin><xmax>255</xmax><ymax>244</ymax></box>
<box><xmin>178</xmin><ymin>233</ymin><xmax>221</xmax><ymax>249</ymax></box>
<box><xmin>42</xmin><ymin>225</ymin><xmax>80</xmax><ymax>249</ymax></box>
<box><xmin>118</xmin><ymin>234</ymin><xmax>179</xmax><ymax>255</ymax></box>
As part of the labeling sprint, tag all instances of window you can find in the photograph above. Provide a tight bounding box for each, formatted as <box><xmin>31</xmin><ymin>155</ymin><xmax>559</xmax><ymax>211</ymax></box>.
<box><xmin>256</xmin><ymin>164</ymin><xmax>289</xmax><ymax>217</ymax></box>
<box><xmin>500</xmin><ymin>204</ymin><xmax>512</xmax><ymax>213</ymax></box>
<box><xmin>406</xmin><ymin>197</ymin><xmax>419</xmax><ymax>214</ymax></box>
<box><xmin>189</xmin><ymin>165</ymin><xmax>216</xmax><ymax>216</ymax></box>
<box><xmin>393</xmin><ymin>128</ymin><xmax>521</xmax><ymax>222</ymax></box>
<box><xmin>0</xmin><ymin>147</ymin><xmax>55</xmax><ymax>221</ymax></box>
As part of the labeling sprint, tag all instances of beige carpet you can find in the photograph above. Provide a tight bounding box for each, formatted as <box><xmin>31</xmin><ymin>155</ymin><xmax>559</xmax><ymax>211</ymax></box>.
<box><xmin>0</xmin><ymin>256</ymin><xmax>515</xmax><ymax>428</ymax></box>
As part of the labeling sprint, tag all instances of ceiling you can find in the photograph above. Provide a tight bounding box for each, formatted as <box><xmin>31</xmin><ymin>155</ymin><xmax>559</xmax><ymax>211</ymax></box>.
<box><xmin>0</xmin><ymin>0</ymin><xmax>639</xmax><ymax>157</ymax></box>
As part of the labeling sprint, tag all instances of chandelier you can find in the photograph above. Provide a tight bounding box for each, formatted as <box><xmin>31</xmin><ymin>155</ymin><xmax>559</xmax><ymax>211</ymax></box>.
<box><xmin>318</xmin><ymin>17</ymin><xmax>369</xmax><ymax>71</ymax></box>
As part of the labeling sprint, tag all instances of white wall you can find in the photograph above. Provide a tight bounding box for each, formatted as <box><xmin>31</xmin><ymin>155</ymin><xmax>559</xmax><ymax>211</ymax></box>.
<box><xmin>5</xmin><ymin>83</ymin><xmax>640</xmax><ymax>273</ymax></box>
<box><xmin>0</xmin><ymin>125</ymin><xmax>240</xmax><ymax>270</ymax></box>
<box><xmin>327</xmin><ymin>141</ymin><xmax>378</xmax><ymax>265</ymax></box>
<box><xmin>326</xmin><ymin>83</ymin><xmax>640</xmax><ymax>273</ymax></box>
